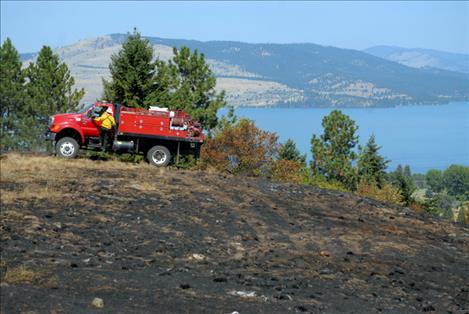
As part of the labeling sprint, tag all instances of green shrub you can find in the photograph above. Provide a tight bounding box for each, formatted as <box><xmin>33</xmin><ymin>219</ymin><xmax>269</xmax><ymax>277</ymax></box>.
<box><xmin>356</xmin><ymin>182</ymin><xmax>404</xmax><ymax>206</ymax></box>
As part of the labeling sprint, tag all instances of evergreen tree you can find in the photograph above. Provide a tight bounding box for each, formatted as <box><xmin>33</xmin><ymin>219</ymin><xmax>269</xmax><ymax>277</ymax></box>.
<box><xmin>161</xmin><ymin>46</ymin><xmax>225</xmax><ymax>130</ymax></box>
<box><xmin>389</xmin><ymin>165</ymin><xmax>416</xmax><ymax>206</ymax></box>
<box><xmin>278</xmin><ymin>138</ymin><xmax>306</xmax><ymax>165</ymax></box>
<box><xmin>311</xmin><ymin>110</ymin><xmax>359</xmax><ymax>190</ymax></box>
<box><xmin>103</xmin><ymin>29</ymin><xmax>156</xmax><ymax>107</ymax></box>
<box><xmin>24</xmin><ymin>46</ymin><xmax>84</xmax><ymax>150</ymax></box>
<box><xmin>404</xmin><ymin>165</ymin><xmax>412</xmax><ymax>178</ymax></box>
<box><xmin>426</xmin><ymin>169</ymin><xmax>444</xmax><ymax>193</ymax></box>
<box><xmin>423</xmin><ymin>192</ymin><xmax>455</xmax><ymax>219</ymax></box>
<box><xmin>357</xmin><ymin>134</ymin><xmax>389</xmax><ymax>188</ymax></box>
<box><xmin>103</xmin><ymin>30</ymin><xmax>225</xmax><ymax>130</ymax></box>
<box><xmin>443</xmin><ymin>165</ymin><xmax>469</xmax><ymax>200</ymax></box>
<box><xmin>0</xmin><ymin>38</ymin><xmax>25</xmax><ymax>151</ymax></box>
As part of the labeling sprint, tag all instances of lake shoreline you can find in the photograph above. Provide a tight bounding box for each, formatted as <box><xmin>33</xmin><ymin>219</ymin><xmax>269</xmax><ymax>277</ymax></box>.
<box><xmin>223</xmin><ymin>102</ymin><xmax>469</xmax><ymax>174</ymax></box>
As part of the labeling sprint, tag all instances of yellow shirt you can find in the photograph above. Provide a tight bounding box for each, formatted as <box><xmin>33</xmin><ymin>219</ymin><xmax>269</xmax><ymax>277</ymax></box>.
<box><xmin>94</xmin><ymin>112</ymin><xmax>116</xmax><ymax>130</ymax></box>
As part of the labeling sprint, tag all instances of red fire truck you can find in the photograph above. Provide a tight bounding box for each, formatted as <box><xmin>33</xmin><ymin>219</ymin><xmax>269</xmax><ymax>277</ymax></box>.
<box><xmin>45</xmin><ymin>102</ymin><xmax>204</xmax><ymax>166</ymax></box>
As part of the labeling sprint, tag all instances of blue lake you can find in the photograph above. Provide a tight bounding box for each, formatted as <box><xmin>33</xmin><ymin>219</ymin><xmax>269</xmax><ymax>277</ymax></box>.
<box><xmin>220</xmin><ymin>102</ymin><xmax>469</xmax><ymax>174</ymax></box>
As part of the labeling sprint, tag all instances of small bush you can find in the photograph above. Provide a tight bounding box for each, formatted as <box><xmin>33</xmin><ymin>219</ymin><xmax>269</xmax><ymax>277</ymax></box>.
<box><xmin>117</xmin><ymin>153</ymin><xmax>144</xmax><ymax>164</ymax></box>
<box><xmin>270</xmin><ymin>159</ymin><xmax>306</xmax><ymax>184</ymax></box>
<box><xmin>456</xmin><ymin>202</ymin><xmax>469</xmax><ymax>224</ymax></box>
<box><xmin>201</xmin><ymin>118</ymin><xmax>278</xmax><ymax>176</ymax></box>
<box><xmin>307</xmin><ymin>175</ymin><xmax>348</xmax><ymax>192</ymax></box>
<box><xmin>356</xmin><ymin>182</ymin><xmax>404</xmax><ymax>206</ymax></box>
<box><xmin>175</xmin><ymin>154</ymin><xmax>198</xmax><ymax>169</ymax></box>
<box><xmin>4</xmin><ymin>265</ymin><xmax>41</xmax><ymax>284</ymax></box>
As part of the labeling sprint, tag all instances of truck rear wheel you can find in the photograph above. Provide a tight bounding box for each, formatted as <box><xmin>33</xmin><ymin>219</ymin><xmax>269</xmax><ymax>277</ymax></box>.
<box><xmin>147</xmin><ymin>145</ymin><xmax>171</xmax><ymax>167</ymax></box>
<box><xmin>56</xmin><ymin>137</ymin><xmax>79</xmax><ymax>158</ymax></box>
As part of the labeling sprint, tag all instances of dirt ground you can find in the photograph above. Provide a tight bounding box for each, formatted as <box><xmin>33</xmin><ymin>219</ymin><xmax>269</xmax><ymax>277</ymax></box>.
<box><xmin>1</xmin><ymin>154</ymin><xmax>468</xmax><ymax>314</ymax></box>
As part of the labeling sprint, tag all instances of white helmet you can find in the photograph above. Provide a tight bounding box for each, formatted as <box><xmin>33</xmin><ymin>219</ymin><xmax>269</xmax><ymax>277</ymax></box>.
<box><xmin>106</xmin><ymin>107</ymin><xmax>113</xmax><ymax>114</ymax></box>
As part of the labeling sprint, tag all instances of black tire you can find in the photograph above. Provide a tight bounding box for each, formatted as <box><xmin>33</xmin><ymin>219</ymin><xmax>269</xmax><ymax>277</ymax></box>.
<box><xmin>147</xmin><ymin>145</ymin><xmax>171</xmax><ymax>167</ymax></box>
<box><xmin>56</xmin><ymin>137</ymin><xmax>79</xmax><ymax>158</ymax></box>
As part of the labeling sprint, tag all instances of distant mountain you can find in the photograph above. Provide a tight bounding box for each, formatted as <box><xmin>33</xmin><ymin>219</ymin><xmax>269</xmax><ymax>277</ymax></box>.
<box><xmin>364</xmin><ymin>45</ymin><xmax>469</xmax><ymax>74</ymax></box>
<box><xmin>21</xmin><ymin>34</ymin><xmax>469</xmax><ymax>107</ymax></box>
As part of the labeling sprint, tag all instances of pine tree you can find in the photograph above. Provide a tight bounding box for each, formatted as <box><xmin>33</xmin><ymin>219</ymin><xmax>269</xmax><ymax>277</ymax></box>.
<box><xmin>311</xmin><ymin>110</ymin><xmax>359</xmax><ymax>190</ymax></box>
<box><xmin>161</xmin><ymin>46</ymin><xmax>225</xmax><ymax>130</ymax></box>
<box><xmin>103</xmin><ymin>29</ymin><xmax>157</xmax><ymax>107</ymax></box>
<box><xmin>24</xmin><ymin>46</ymin><xmax>84</xmax><ymax>150</ymax></box>
<box><xmin>389</xmin><ymin>165</ymin><xmax>416</xmax><ymax>206</ymax></box>
<box><xmin>278</xmin><ymin>138</ymin><xmax>306</xmax><ymax>165</ymax></box>
<box><xmin>0</xmin><ymin>38</ymin><xmax>25</xmax><ymax>151</ymax></box>
<box><xmin>103</xmin><ymin>30</ymin><xmax>225</xmax><ymax>130</ymax></box>
<box><xmin>357</xmin><ymin>134</ymin><xmax>389</xmax><ymax>188</ymax></box>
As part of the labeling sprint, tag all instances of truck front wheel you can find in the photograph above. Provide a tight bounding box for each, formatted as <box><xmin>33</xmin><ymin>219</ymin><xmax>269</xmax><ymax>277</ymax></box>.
<box><xmin>147</xmin><ymin>145</ymin><xmax>171</xmax><ymax>167</ymax></box>
<box><xmin>56</xmin><ymin>137</ymin><xmax>79</xmax><ymax>158</ymax></box>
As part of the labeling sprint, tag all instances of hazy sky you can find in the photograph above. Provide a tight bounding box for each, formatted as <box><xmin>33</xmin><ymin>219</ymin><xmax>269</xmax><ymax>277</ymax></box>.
<box><xmin>1</xmin><ymin>1</ymin><xmax>468</xmax><ymax>54</ymax></box>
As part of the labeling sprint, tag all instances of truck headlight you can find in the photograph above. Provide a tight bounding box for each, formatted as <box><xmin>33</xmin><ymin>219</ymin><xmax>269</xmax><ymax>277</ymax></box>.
<box><xmin>48</xmin><ymin>116</ymin><xmax>54</xmax><ymax>127</ymax></box>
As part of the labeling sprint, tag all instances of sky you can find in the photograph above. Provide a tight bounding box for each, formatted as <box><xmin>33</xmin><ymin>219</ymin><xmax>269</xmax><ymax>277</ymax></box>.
<box><xmin>1</xmin><ymin>1</ymin><xmax>468</xmax><ymax>54</ymax></box>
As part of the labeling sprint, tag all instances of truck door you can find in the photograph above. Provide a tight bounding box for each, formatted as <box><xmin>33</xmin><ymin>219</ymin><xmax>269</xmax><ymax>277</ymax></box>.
<box><xmin>81</xmin><ymin>105</ymin><xmax>101</xmax><ymax>137</ymax></box>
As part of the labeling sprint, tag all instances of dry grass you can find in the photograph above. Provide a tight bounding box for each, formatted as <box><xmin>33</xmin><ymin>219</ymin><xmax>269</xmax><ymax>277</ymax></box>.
<box><xmin>0</xmin><ymin>153</ymin><xmax>151</xmax><ymax>204</ymax></box>
<box><xmin>3</xmin><ymin>265</ymin><xmax>42</xmax><ymax>284</ymax></box>
<box><xmin>1</xmin><ymin>153</ymin><xmax>138</xmax><ymax>179</ymax></box>
<box><xmin>1</xmin><ymin>185</ymin><xmax>62</xmax><ymax>204</ymax></box>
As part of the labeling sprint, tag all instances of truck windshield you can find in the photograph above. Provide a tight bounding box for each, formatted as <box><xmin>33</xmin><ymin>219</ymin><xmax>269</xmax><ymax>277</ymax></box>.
<box><xmin>77</xmin><ymin>103</ymin><xmax>94</xmax><ymax>113</ymax></box>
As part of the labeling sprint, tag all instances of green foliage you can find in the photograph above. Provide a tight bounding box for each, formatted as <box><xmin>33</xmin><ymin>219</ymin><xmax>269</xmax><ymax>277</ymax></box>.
<box><xmin>426</xmin><ymin>169</ymin><xmax>444</xmax><ymax>193</ymax></box>
<box><xmin>0</xmin><ymin>38</ymin><xmax>25</xmax><ymax>151</ymax></box>
<box><xmin>165</xmin><ymin>46</ymin><xmax>225</xmax><ymax>130</ymax></box>
<box><xmin>278</xmin><ymin>138</ymin><xmax>306</xmax><ymax>165</ymax></box>
<box><xmin>357</xmin><ymin>134</ymin><xmax>389</xmax><ymax>188</ymax></box>
<box><xmin>423</xmin><ymin>192</ymin><xmax>456</xmax><ymax>219</ymax></box>
<box><xmin>443</xmin><ymin>164</ymin><xmax>469</xmax><ymax>200</ymax></box>
<box><xmin>270</xmin><ymin>159</ymin><xmax>310</xmax><ymax>185</ymax></box>
<box><xmin>117</xmin><ymin>153</ymin><xmax>144</xmax><ymax>164</ymax></box>
<box><xmin>103</xmin><ymin>30</ymin><xmax>225</xmax><ymax>130</ymax></box>
<box><xmin>174</xmin><ymin>154</ymin><xmax>198</xmax><ymax>169</ymax></box>
<box><xmin>456</xmin><ymin>202</ymin><xmax>468</xmax><ymax>224</ymax></box>
<box><xmin>103</xmin><ymin>29</ymin><xmax>156</xmax><ymax>108</ymax></box>
<box><xmin>412</xmin><ymin>173</ymin><xmax>427</xmax><ymax>189</ymax></box>
<box><xmin>24</xmin><ymin>46</ymin><xmax>84</xmax><ymax>150</ymax></box>
<box><xmin>306</xmin><ymin>175</ymin><xmax>348</xmax><ymax>192</ymax></box>
<box><xmin>356</xmin><ymin>182</ymin><xmax>404</xmax><ymax>206</ymax></box>
<box><xmin>1</xmin><ymin>41</ymin><xmax>83</xmax><ymax>151</ymax></box>
<box><xmin>311</xmin><ymin>110</ymin><xmax>358</xmax><ymax>190</ymax></box>
<box><xmin>388</xmin><ymin>165</ymin><xmax>416</xmax><ymax>206</ymax></box>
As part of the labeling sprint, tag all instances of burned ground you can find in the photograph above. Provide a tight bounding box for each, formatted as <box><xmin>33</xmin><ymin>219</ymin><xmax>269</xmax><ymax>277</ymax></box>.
<box><xmin>0</xmin><ymin>154</ymin><xmax>468</xmax><ymax>313</ymax></box>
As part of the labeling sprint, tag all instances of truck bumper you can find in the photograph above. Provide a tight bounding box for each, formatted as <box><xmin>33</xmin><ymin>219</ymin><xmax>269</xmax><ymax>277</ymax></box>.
<box><xmin>45</xmin><ymin>131</ymin><xmax>56</xmax><ymax>141</ymax></box>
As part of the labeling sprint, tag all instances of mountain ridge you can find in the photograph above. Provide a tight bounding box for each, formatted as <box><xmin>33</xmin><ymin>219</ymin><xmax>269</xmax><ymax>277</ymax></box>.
<box><xmin>21</xmin><ymin>34</ymin><xmax>469</xmax><ymax>107</ymax></box>
<box><xmin>364</xmin><ymin>45</ymin><xmax>469</xmax><ymax>74</ymax></box>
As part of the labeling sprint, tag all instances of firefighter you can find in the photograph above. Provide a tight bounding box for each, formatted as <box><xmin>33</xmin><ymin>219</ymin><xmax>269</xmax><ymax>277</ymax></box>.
<box><xmin>94</xmin><ymin>107</ymin><xmax>116</xmax><ymax>151</ymax></box>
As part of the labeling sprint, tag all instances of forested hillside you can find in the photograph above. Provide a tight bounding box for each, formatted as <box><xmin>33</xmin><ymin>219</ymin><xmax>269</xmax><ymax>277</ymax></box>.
<box><xmin>21</xmin><ymin>34</ymin><xmax>469</xmax><ymax>107</ymax></box>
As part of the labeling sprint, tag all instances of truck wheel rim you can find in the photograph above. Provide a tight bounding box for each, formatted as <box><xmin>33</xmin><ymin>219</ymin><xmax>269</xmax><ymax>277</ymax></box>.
<box><xmin>152</xmin><ymin>150</ymin><xmax>167</xmax><ymax>165</ymax></box>
<box><xmin>60</xmin><ymin>142</ymin><xmax>75</xmax><ymax>156</ymax></box>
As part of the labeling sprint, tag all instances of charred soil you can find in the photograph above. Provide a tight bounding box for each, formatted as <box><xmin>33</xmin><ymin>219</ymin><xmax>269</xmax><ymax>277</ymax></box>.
<box><xmin>0</xmin><ymin>154</ymin><xmax>468</xmax><ymax>313</ymax></box>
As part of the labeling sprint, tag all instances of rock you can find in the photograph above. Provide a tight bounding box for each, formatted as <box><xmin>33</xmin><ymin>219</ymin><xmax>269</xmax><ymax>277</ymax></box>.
<box><xmin>422</xmin><ymin>304</ymin><xmax>435</xmax><ymax>312</ymax></box>
<box><xmin>188</xmin><ymin>253</ymin><xmax>206</xmax><ymax>262</ymax></box>
<box><xmin>274</xmin><ymin>294</ymin><xmax>293</xmax><ymax>300</ymax></box>
<box><xmin>91</xmin><ymin>297</ymin><xmax>104</xmax><ymax>309</ymax></box>
<box><xmin>319</xmin><ymin>251</ymin><xmax>330</xmax><ymax>257</ymax></box>
<box><xmin>319</xmin><ymin>268</ymin><xmax>333</xmax><ymax>275</ymax></box>
<box><xmin>228</xmin><ymin>290</ymin><xmax>256</xmax><ymax>298</ymax></box>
